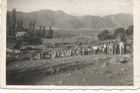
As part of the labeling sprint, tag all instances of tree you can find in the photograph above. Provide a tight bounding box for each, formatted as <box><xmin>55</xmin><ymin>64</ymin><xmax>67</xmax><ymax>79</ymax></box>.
<box><xmin>47</xmin><ymin>26</ymin><xmax>53</xmax><ymax>39</ymax></box>
<box><xmin>32</xmin><ymin>20</ymin><xmax>36</xmax><ymax>37</ymax></box>
<box><xmin>42</xmin><ymin>26</ymin><xmax>46</xmax><ymax>38</ymax></box>
<box><xmin>123</xmin><ymin>25</ymin><xmax>133</xmax><ymax>44</ymax></box>
<box><xmin>11</xmin><ymin>8</ymin><xmax>17</xmax><ymax>39</ymax></box>
<box><xmin>28</xmin><ymin>20</ymin><xmax>36</xmax><ymax>37</ymax></box>
<box><xmin>29</xmin><ymin>21</ymin><xmax>33</xmax><ymax>31</ymax></box>
<box><xmin>38</xmin><ymin>25</ymin><xmax>43</xmax><ymax>37</ymax></box>
<box><xmin>16</xmin><ymin>20</ymin><xmax>20</xmax><ymax>32</ymax></box>
<box><xmin>97</xmin><ymin>29</ymin><xmax>109</xmax><ymax>41</ymax></box>
<box><xmin>28</xmin><ymin>21</ymin><xmax>33</xmax><ymax>37</ymax></box>
<box><xmin>126</xmin><ymin>25</ymin><xmax>133</xmax><ymax>36</ymax></box>
<box><xmin>6</xmin><ymin>11</ymin><xmax>12</xmax><ymax>35</ymax></box>
<box><xmin>16</xmin><ymin>19</ymin><xmax>24</xmax><ymax>32</ymax></box>
<box><xmin>114</xmin><ymin>27</ymin><xmax>125</xmax><ymax>38</ymax></box>
<box><xmin>19</xmin><ymin>19</ymin><xmax>23</xmax><ymax>30</ymax></box>
<box><xmin>113</xmin><ymin>27</ymin><xmax>125</xmax><ymax>41</ymax></box>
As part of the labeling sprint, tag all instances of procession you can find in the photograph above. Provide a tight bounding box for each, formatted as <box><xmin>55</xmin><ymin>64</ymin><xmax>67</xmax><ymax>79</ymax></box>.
<box><xmin>7</xmin><ymin>40</ymin><xmax>132</xmax><ymax>61</ymax></box>
<box><xmin>33</xmin><ymin>41</ymin><xmax>131</xmax><ymax>60</ymax></box>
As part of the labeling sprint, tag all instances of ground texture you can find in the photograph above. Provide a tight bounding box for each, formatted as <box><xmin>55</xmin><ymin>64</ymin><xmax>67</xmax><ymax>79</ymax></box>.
<box><xmin>6</xmin><ymin>54</ymin><xmax>133</xmax><ymax>86</ymax></box>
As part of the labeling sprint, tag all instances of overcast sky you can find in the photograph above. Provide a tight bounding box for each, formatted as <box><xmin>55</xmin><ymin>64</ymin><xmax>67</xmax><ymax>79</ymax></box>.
<box><xmin>7</xmin><ymin>0</ymin><xmax>133</xmax><ymax>16</ymax></box>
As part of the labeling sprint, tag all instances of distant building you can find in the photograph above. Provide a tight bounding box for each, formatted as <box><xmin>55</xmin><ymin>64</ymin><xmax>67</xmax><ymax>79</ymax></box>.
<box><xmin>16</xmin><ymin>31</ymin><xmax>27</xmax><ymax>40</ymax></box>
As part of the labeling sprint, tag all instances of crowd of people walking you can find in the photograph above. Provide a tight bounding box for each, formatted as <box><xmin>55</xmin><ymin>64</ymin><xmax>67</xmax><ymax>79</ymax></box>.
<box><xmin>36</xmin><ymin>41</ymin><xmax>131</xmax><ymax>60</ymax></box>
<box><xmin>6</xmin><ymin>40</ymin><xmax>132</xmax><ymax>61</ymax></box>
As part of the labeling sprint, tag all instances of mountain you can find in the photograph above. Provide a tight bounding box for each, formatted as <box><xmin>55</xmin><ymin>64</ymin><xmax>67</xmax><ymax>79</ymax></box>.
<box><xmin>8</xmin><ymin>9</ymin><xmax>133</xmax><ymax>29</ymax></box>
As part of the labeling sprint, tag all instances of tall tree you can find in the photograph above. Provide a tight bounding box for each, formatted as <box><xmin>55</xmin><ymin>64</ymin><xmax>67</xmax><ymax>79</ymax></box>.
<box><xmin>16</xmin><ymin>20</ymin><xmax>20</xmax><ymax>32</ymax></box>
<box><xmin>32</xmin><ymin>20</ymin><xmax>36</xmax><ymax>37</ymax></box>
<box><xmin>28</xmin><ymin>20</ymin><xmax>36</xmax><ymax>37</ymax></box>
<box><xmin>19</xmin><ymin>19</ymin><xmax>23</xmax><ymax>30</ymax></box>
<box><xmin>6</xmin><ymin>11</ymin><xmax>12</xmax><ymax>35</ymax></box>
<box><xmin>11</xmin><ymin>8</ymin><xmax>17</xmax><ymax>39</ymax></box>
<box><xmin>29</xmin><ymin>21</ymin><xmax>33</xmax><ymax>31</ymax></box>
<box><xmin>28</xmin><ymin>21</ymin><xmax>33</xmax><ymax>36</ymax></box>
<box><xmin>47</xmin><ymin>26</ymin><xmax>53</xmax><ymax>39</ymax></box>
<box><xmin>42</xmin><ymin>26</ymin><xmax>46</xmax><ymax>38</ymax></box>
<box><xmin>39</xmin><ymin>25</ymin><xmax>43</xmax><ymax>37</ymax></box>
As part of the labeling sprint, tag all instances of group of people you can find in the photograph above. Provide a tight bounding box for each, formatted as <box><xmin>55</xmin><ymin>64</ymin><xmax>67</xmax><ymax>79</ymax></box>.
<box><xmin>34</xmin><ymin>41</ymin><xmax>131</xmax><ymax>60</ymax></box>
<box><xmin>6</xmin><ymin>41</ymin><xmax>132</xmax><ymax>61</ymax></box>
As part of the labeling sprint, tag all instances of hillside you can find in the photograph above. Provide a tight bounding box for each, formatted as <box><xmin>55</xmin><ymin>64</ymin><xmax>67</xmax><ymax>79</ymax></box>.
<box><xmin>7</xmin><ymin>9</ymin><xmax>133</xmax><ymax>29</ymax></box>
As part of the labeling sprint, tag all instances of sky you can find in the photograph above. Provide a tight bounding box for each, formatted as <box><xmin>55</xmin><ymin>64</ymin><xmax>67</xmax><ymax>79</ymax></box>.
<box><xmin>7</xmin><ymin>0</ymin><xmax>133</xmax><ymax>16</ymax></box>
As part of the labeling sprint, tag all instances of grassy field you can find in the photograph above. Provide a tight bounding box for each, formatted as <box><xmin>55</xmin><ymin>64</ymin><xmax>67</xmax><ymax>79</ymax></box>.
<box><xmin>7</xmin><ymin>54</ymin><xmax>133</xmax><ymax>86</ymax></box>
<box><xmin>53</xmin><ymin>29</ymin><xmax>101</xmax><ymax>38</ymax></box>
<box><xmin>42</xmin><ymin>29</ymin><xmax>100</xmax><ymax>47</ymax></box>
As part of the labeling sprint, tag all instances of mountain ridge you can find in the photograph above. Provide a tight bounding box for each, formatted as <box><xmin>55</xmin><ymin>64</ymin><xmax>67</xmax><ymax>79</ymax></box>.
<box><xmin>8</xmin><ymin>9</ymin><xmax>133</xmax><ymax>29</ymax></box>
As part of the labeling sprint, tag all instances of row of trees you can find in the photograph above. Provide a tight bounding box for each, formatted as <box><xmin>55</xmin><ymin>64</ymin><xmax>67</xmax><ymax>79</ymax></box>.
<box><xmin>35</xmin><ymin>25</ymin><xmax>53</xmax><ymax>39</ymax></box>
<box><xmin>7</xmin><ymin>8</ymin><xmax>54</xmax><ymax>41</ymax></box>
<box><xmin>7</xmin><ymin>9</ymin><xmax>17</xmax><ymax>39</ymax></box>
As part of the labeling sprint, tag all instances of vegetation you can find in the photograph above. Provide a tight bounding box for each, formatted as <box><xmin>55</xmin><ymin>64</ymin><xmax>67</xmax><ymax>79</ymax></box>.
<box><xmin>98</xmin><ymin>25</ymin><xmax>133</xmax><ymax>42</ymax></box>
<box><xmin>7</xmin><ymin>9</ymin><xmax>54</xmax><ymax>47</ymax></box>
<box><xmin>97</xmin><ymin>29</ymin><xmax>110</xmax><ymax>40</ymax></box>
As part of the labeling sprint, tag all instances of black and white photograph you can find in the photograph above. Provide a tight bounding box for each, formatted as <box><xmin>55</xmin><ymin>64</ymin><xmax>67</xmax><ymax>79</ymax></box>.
<box><xmin>5</xmin><ymin>0</ymin><xmax>134</xmax><ymax>86</ymax></box>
